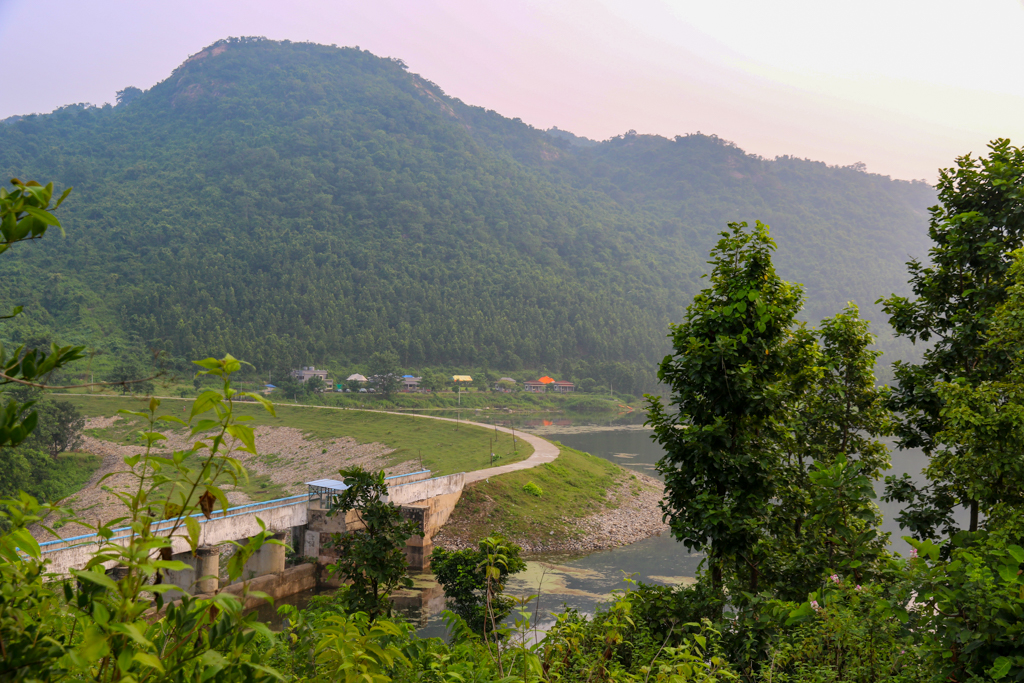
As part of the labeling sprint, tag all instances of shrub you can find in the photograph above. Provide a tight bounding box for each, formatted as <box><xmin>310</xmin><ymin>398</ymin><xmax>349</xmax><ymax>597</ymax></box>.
<box><xmin>523</xmin><ymin>481</ymin><xmax>543</xmax><ymax>496</ymax></box>
<box><xmin>430</xmin><ymin>535</ymin><xmax>526</xmax><ymax>636</ymax></box>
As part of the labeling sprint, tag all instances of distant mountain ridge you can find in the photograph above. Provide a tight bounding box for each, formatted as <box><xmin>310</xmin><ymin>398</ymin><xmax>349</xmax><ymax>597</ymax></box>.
<box><xmin>0</xmin><ymin>37</ymin><xmax>934</xmax><ymax>392</ymax></box>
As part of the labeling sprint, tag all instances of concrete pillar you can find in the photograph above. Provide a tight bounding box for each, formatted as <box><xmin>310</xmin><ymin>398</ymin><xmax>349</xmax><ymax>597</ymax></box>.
<box><xmin>401</xmin><ymin>504</ymin><xmax>430</xmax><ymax>570</ymax></box>
<box><xmin>303</xmin><ymin>529</ymin><xmax>322</xmax><ymax>559</ymax></box>
<box><xmin>265</xmin><ymin>532</ymin><xmax>287</xmax><ymax>574</ymax></box>
<box><xmin>404</xmin><ymin>534</ymin><xmax>433</xmax><ymax>571</ymax></box>
<box><xmin>239</xmin><ymin>531</ymin><xmax>288</xmax><ymax>581</ymax></box>
<box><xmin>195</xmin><ymin>546</ymin><xmax>220</xmax><ymax>594</ymax></box>
<box><xmin>165</xmin><ymin>546</ymin><xmax>220</xmax><ymax>597</ymax></box>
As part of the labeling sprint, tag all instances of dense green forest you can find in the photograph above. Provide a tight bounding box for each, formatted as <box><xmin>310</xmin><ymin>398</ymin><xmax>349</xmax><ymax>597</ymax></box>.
<box><xmin>0</xmin><ymin>37</ymin><xmax>935</xmax><ymax>392</ymax></box>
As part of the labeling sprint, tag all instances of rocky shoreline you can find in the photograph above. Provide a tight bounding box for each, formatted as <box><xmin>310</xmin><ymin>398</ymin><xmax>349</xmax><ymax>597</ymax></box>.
<box><xmin>433</xmin><ymin>468</ymin><xmax>669</xmax><ymax>555</ymax></box>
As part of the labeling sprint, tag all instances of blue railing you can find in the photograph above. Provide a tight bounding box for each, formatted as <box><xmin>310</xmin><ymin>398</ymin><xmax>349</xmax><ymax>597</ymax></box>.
<box><xmin>34</xmin><ymin>472</ymin><xmax>433</xmax><ymax>556</ymax></box>
<box><xmin>38</xmin><ymin>494</ymin><xmax>308</xmax><ymax>554</ymax></box>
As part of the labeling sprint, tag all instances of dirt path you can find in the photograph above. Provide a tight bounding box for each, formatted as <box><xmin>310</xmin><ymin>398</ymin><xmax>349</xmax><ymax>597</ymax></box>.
<box><xmin>370</xmin><ymin>410</ymin><xmax>559</xmax><ymax>482</ymax></box>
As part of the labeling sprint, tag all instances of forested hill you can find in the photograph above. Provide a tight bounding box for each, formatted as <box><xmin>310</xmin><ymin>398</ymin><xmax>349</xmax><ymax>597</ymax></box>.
<box><xmin>0</xmin><ymin>37</ymin><xmax>934</xmax><ymax>393</ymax></box>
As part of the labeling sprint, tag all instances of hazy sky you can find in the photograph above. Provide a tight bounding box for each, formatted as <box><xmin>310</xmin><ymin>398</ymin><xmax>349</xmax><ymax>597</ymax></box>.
<box><xmin>2</xmin><ymin>0</ymin><xmax>1023</xmax><ymax>181</ymax></box>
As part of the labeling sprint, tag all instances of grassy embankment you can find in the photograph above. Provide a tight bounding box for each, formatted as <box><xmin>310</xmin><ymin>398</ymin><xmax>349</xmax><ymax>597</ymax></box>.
<box><xmin>440</xmin><ymin>443</ymin><xmax>637</xmax><ymax>548</ymax></box>
<box><xmin>62</xmin><ymin>395</ymin><xmax>534</xmax><ymax>500</ymax></box>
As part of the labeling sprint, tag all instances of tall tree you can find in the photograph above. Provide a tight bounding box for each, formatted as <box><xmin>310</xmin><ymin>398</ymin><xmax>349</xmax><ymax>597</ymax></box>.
<box><xmin>880</xmin><ymin>139</ymin><xmax>1024</xmax><ymax>537</ymax></box>
<box><xmin>648</xmin><ymin>221</ymin><xmax>804</xmax><ymax>595</ymax></box>
<box><xmin>368</xmin><ymin>351</ymin><xmax>401</xmax><ymax>400</ymax></box>
<box><xmin>923</xmin><ymin>248</ymin><xmax>1024</xmax><ymax>525</ymax></box>
<box><xmin>325</xmin><ymin>466</ymin><xmax>419</xmax><ymax>621</ymax></box>
<box><xmin>102</xmin><ymin>356</ymin><xmax>154</xmax><ymax>396</ymax></box>
<box><xmin>767</xmin><ymin>305</ymin><xmax>892</xmax><ymax>598</ymax></box>
<box><xmin>0</xmin><ymin>179</ymin><xmax>83</xmax><ymax>453</ymax></box>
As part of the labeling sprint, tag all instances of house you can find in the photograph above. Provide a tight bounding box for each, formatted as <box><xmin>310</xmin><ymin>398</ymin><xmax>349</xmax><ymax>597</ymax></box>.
<box><xmin>493</xmin><ymin>377</ymin><xmax>517</xmax><ymax>392</ymax></box>
<box><xmin>523</xmin><ymin>380</ymin><xmax>547</xmax><ymax>393</ymax></box>
<box><xmin>292</xmin><ymin>366</ymin><xmax>331</xmax><ymax>385</ymax></box>
<box><xmin>551</xmin><ymin>380</ymin><xmax>575</xmax><ymax>393</ymax></box>
<box><xmin>402</xmin><ymin>376</ymin><xmax>423</xmax><ymax>392</ymax></box>
<box><xmin>346</xmin><ymin>373</ymin><xmax>368</xmax><ymax>384</ymax></box>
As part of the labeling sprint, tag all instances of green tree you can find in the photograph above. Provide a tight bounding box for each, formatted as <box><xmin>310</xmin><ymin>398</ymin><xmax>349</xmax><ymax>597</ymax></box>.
<box><xmin>368</xmin><ymin>351</ymin><xmax>401</xmax><ymax>399</ymax></box>
<box><xmin>647</xmin><ymin>221</ymin><xmax>804</xmax><ymax>595</ymax></box>
<box><xmin>917</xmin><ymin>249</ymin><xmax>1024</xmax><ymax>528</ymax></box>
<box><xmin>420</xmin><ymin>369</ymin><xmax>445</xmax><ymax>393</ymax></box>
<box><xmin>880</xmin><ymin>139</ymin><xmax>1024</xmax><ymax>537</ymax></box>
<box><xmin>102</xmin><ymin>356</ymin><xmax>154</xmax><ymax>395</ymax></box>
<box><xmin>767</xmin><ymin>305</ymin><xmax>892</xmax><ymax>597</ymax></box>
<box><xmin>0</xmin><ymin>449</ymin><xmax>31</xmax><ymax>499</ymax></box>
<box><xmin>430</xmin><ymin>535</ymin><xmax>526</xmax><ymax>635</ymax></box>
<box><xmin>325</xmin><ymin>466</ymin><xmax>419</xmax><ymax>620</ymax></box>
<box><xmin>28</xmin><ymin>399</ymin><xmax>85</xmax><ymax>458</ymax></box>
<box><xmin>0</xmin><ymin>179</ymin><xmax>83</xmax><ymax>452</ymax></box>
<box><xmin>276</xmin><ymin>374</ymin><xmax>306</xmax><ymax>400</ymax></box>
<box><xmin>115</xmin><ymin>85</ymin><xmax>142</xmax><ymax>106</ymax></box>
<box><xmin>305</xmin><ymin>375</ymin><xmax>326</xmax><ymax>394</ymax></box>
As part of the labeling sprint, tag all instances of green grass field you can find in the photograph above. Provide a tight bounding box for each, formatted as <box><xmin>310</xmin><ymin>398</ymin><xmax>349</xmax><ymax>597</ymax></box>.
<box><xmin>62</xmin><ymin>394</ymin><xmax>532</xmax><ymax>478</ymax></box>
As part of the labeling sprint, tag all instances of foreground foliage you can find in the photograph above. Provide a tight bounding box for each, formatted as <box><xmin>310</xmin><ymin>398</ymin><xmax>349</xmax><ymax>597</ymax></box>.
<box><xmin>1</xmin><ymin>356</ymin><xmax>285</xmax><ymax>682</ymax></box>
<box><xmin>4</xmin><ymin>142</ymin><xmax>1024</xmax><ymax>682</ymax></box>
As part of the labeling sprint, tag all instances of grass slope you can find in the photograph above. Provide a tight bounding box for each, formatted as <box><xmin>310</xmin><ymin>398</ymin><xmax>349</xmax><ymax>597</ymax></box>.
<box><xmin>35</xmin><ymin>451</ymin><xmax>103</xmax><ymax>507</ymax></box>
<box><xmin>442</xmin><ymin>445</ymin><xmax>626</xmax><ymax>547</ymax></box>
<box><xmin>64</xmin><ymin>395</ymin><xmax>533</xmax><ymax>479</ymax></box>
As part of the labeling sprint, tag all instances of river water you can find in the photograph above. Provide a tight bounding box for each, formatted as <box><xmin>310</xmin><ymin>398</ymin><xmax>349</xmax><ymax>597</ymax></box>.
<box><xmin>267</xmin><ymin>409</ymin><xmax>964</xmax><ymax>634</ymax></box>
